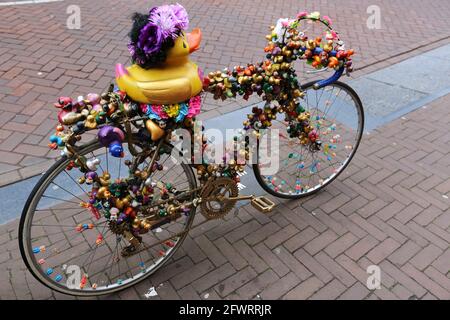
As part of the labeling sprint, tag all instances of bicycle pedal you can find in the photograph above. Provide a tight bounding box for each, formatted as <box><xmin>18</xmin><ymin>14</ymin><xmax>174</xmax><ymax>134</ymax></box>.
<box><xmin>251</xmin><ymin>196</ymin><xmax>275</xmax><ymax>213</ymax></box>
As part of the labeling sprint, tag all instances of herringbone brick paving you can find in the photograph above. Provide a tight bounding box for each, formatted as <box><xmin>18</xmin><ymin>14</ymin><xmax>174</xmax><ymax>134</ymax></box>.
<box><xmin>1</xmin><ymin>93</ymin><xmax>449</xmax><ymax>300</ymax></box>
<box><xmin>0</xmin><ymin>0</ymin><xmax>450</xmax><ymax>185</ymax></box>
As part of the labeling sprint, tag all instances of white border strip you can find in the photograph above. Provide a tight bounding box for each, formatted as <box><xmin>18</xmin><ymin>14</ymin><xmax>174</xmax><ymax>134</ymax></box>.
<box><xmin>0</xmin><ymin>0</ymin><xmax>64</xmax><ymax>6</ymax></box>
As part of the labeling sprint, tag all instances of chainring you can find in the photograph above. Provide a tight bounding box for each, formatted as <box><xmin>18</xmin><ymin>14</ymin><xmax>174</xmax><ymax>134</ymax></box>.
<box><xmin>200</xmin><ymin>177</ymin><xmax>239</xmax><ymax>220</ymax></box>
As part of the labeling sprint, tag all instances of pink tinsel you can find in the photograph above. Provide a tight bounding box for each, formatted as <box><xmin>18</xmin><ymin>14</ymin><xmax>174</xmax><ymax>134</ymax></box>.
<box><xmin>187</xmin><ymin>95</ymin><xmax>202</xmax><ymax>118</ymax></box>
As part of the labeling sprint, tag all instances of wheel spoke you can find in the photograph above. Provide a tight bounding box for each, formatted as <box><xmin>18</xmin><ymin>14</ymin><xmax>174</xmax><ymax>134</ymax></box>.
<box><xmin>257</xmin><ymin>82</ymin><xmax>363</xmax><ymax>197</ymax></box>
<box><xmin>21</xmin><ymin>140</ymin><xmax>197</xmax><ymax>294</ymax></box>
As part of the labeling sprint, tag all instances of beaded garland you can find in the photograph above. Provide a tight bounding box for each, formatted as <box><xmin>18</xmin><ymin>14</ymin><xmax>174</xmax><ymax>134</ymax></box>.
<box><xmin>203</xmin><ymin>11</ymin><xmax>354</xmax><ymax>145</ymax></box>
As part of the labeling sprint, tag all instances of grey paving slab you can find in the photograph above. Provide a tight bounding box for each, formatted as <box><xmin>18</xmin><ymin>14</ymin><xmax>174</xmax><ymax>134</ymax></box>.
<box><xmin>0</xmin><ymin>174</ymin><xmax>40</xmax><ymax>224</ymax></box>
<box><xmin>349</xmin><ymin>44</ymin><xmax>450</xmax><ymax>131</ymax></box>
<box><xmin>367</xmin><ymin>55</ymin><xmax>450</xmax><ymax>94</ymax></box>
<box><xmin>422</xmin><ymin>45</ymin><xmax>450</xmax><ymax>61</ymax></box>
<box><xmin>349</xmin><ymin>78</ymin><xmax>427</xmax><ymax>117</ymax></box>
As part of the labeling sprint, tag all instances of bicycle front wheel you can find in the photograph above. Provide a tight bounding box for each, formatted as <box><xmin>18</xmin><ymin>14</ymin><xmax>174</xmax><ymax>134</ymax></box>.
<box><xmin>19</xmin><ymin>139</ymin><xmax>197</xmax><ymax>296</ymax></box>
<box><xmin>253</xmin><ymin>80</ymin><xmax>364</xmax><ymax>199</ymax></box>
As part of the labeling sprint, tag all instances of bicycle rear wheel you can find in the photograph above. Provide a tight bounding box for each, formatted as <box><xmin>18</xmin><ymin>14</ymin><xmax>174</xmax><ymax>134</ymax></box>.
<box><xmin>19</xmin><ymin>138</ymin><xmax>197</xmax><ymax>296</ymax></box>
<box><xmin>253</xmin><ymin>80</ymin><xmax>364</xmax><ymax>199</ymax></box>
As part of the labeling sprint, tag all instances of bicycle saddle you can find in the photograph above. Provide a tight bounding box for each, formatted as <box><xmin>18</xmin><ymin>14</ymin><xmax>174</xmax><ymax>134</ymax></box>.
<box><xmin>116</xmin><ymin>29</ymin><xmax>203</xmax><ymax>105</ymax></box>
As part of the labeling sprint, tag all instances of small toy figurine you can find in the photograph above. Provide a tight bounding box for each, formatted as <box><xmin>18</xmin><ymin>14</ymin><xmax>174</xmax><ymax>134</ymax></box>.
<box><xmin>115</xmin><ymin>4</ymin><xmax>202</xmax><ymax>105</ymax></box>
<box><xmin>85</xmin><ymin>171</ymin><xmax>98</xmax><ymax>184</ymax></box>
<box><xmin>97</xmin><ymin>125</ymin><xmax>125</xmax><ymax>157</ymax></box>
<box><xmin>86</xmin><ymin>158</ymin><xmax>101</xmax><ymax>171</ymax></box>
<box><xmin>54</xmin><ymin>97</ymin><xmax>85</xmax><ymax>125</ymax></box>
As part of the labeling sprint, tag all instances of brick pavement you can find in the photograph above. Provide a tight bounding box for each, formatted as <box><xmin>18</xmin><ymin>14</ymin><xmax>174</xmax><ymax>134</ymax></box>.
<box><xmin>0</xmin><ymin>0</ymin><xmax>450</xmax><ymax>185</ymax></box>
<box><xmin>1</xmin><ymin>93</ymin><xmax>449</xmax><ymax>300</ymax></box>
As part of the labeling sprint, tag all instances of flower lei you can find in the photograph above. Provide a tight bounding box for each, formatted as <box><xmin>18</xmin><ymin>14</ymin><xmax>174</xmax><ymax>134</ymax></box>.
<box><xmin>128</xmin><ymin>3</ymin><xmax>189</xmax><ymax>68</ymax></box>
<box><xmin>143</xmin><ymin>95</ymin><xmax>202</xmax><ymax>123</ymax></box>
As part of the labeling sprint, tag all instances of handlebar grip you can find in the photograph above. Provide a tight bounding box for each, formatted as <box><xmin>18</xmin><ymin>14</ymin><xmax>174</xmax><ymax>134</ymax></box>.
<box><xmin>313</xmin><ymin>66</ymin><xmax>345</xmax><ymax>90</ymax></box>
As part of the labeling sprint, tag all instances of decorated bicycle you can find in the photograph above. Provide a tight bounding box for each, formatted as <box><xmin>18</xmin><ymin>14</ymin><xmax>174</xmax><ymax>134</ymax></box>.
<box><xmin>19</xmin><ymin>4</ymin><xmax>364</xmax><ymax>295</ymax></box>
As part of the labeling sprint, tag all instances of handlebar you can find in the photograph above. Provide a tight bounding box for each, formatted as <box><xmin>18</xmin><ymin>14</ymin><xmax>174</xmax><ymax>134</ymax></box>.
<box><xmin>313</xmin><ymin>66</ymin><xmax>345</xmax><ymax>90</ymax></box>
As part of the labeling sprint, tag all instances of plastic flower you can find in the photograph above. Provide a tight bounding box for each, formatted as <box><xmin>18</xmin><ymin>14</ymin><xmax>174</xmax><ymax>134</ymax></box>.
<box><xmin>147</xmin><ymin>104</ymin><xmax>168</xmax><ymax>120</ymax></box>
<box><xmin>150</xmin><ymin>4</ymin><xmax>189</xmax><ymax>39</ymax></box>
<box><xmin>175</xmin><ymin>103</ymin><xmax>188</xmax><ymax>122</ymax></box>
<box><xmin>297</xmin><ymin>11</ymin><xmax>308</xmax><ymax>19</ymax></box>
<box><xmin>187</xmin><ymin>95</ymin><xmax>201</xmax><ymax>118</ymax></box>
<box><xmin>137</xmin><ymin>22</ymin><xmax>163</xmax><ymax>55</ymax></box>
<box><xmin>308</xmin><ymin>12</ymin><xmax>321</xmax><ymax>20</ymax></box>
<box><xmin>146</xmin><ymin>109</ymin><xmax>160</xmax><ymax>120</ymax></box>
<box><xmin>150</xmin><ymin>5</ymin><xmax>179</xmax><ymax>39</ymax></box>
<box><xmin>127</xmin><ymin>43</ymin><xmax>136</xmax><ymax>57</ymax></box>
<box><xmin>322</xmin><ymin>15</ymin><xmax>332</xmax><ymax>26</ymax></box>
<box><xmin>165</xmin><ymin>104</ymin><xmax>180</xmax><ymax>117</ymax></box>
<box><xmin>273</xmin><ymin>18</ymin><xmax>290</xmax><ymax>43</ymax></box>
<box><xmin>171</xmin><ymin>3</ymin><xmax>189</xmax><ymax>30</ymax></box>
<box><xmin>140</xmin><ymin>103</ymin><xmax>149</xmax><ymax>114</ymax></box>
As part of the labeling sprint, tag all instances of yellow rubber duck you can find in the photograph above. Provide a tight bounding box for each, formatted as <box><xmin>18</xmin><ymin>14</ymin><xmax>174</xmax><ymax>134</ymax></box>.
<box><xmin>115</xmin><ymin>29</ymin><xmax>203</xmax><ymax>105</ymax></box>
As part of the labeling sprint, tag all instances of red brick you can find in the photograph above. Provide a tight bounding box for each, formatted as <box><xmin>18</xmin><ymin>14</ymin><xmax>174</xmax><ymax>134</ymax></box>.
<box><xmin>324</xmin><ymin>232</ymin><xmax>359</xmax><ymax>258</ymax></box>
<box><xmin>379</xmin><ymin>260</ymin><xmax>426</xmax><ymax>297</ymax></box>
<box><xmin>14</xmin><ymin>144</ymin><xmax>48</xmax><ymax>157</ymax></box>
<box><xmin>260</xmin><ymin>272</ymin><xmax>299</xmax><ymax>300</ymax></box>
<box><xmin>283</xmin><ymin>276</ymin><xmax>323</xmax><ymax>300</ymax></box>
<box><xmin>410</xmin><ymin>244</ymin><xmax>443</xmax><ymax>271</ymax></box>
<box><xmin>294</xmin><ymin>249</ymin><xmax>333</xmax><ymax>284</ymax></box>
<box><xmin>235</xmin><ymin>269</ymin><xmax>279</xmax><ymax>299</ymax></box>
<box><xmin>0</xmin><ymin>150</ymin><xmax>24</xmax><ymax>164</ymax></box>
<box><xmin>310</xmin><ymin>279</ymin><xmax>347</xmax><ymax>300</ymax></box>
<box><xmin>192</xmin><ymin>263</ymin><xmax>236</xmax><ymax>293</ymax></box>
<box><xmin>366</xmin><ymin>237</ymin><xmax>401</xmax><ymax>264</ymax></box>
<box><xmin>315</xmin><ymin>252</ymin><xmax>357</xmax><ymax>286</ymax></box>
<box><xmin>254</xmin><ymin>243</ymin><xmax>289</xmax><ymax>277</ymax></box>
<box><xmin>214</xmin><ymin>238</ymin><xmax>247</xmax><ymax>270</ymax></box>
<box><xmin>346</xmin><ymin>235</ymin><xmax>379</xmax><ymax>261</ymax></box>
<box><xmin>193</xmin><ymin>235</ymin><xmax>227</xmax><ymax>267</ymax></box>
<box><xmin>233</xmin><ymin>240</ymin><xmax>268</xmax><ymax>274</ymax></box>
<box><xmin>338</xmin><ymin>282</ymin><xmax>370</xmax><ymax>300</ymax></box>
<box><xmin>170</xmin><ymin>259</ymin><xmax>214</xmax><ymax>290</ymax></box>
<box><xmin>388</xmin><ymin>240</ymin><xmax>422</xmax><ymax>267</ymax></box>
<box><xmin>264</xmin><ymin>224</ymin><xmax>298</xmax><ymax>249</ymax></box>
<box><xmin>401</xmin><ymin>263</ymin><xmax>450</xmax><ymax>299</ymax></box>
<box><xmin>214</xmin><ymin>266</ymin><xmax>257</xmax><ymax>297</ymax></box>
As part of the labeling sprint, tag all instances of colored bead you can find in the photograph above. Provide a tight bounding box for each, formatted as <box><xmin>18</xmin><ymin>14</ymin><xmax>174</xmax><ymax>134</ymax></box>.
<box><xmin>96</xmin><ymin>235</ymin><xmax>103</xmax><ymax>245</ymax></box>
<box><xmin>80</xmin><ymin>274</ymin><xmax>87</xmax><ymax>289</ymax></box>
<box><xmin>164</xmin><ymin>240</ymin><xmax>175</xmax><ymax>248</ymax></box>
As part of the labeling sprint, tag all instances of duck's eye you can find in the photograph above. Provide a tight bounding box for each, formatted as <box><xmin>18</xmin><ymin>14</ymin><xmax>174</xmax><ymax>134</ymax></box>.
<box><xmin>183</xmin><ymin>42</ymin><xmax>187</xmax><ymax>48</ymax></box>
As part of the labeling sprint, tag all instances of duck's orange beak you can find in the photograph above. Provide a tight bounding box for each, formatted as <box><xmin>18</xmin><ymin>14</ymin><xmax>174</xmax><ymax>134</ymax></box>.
<box><xmin>187</xmin><ymin>28</ymin><xmax>202</xmax><ymax>53</ymax></box>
